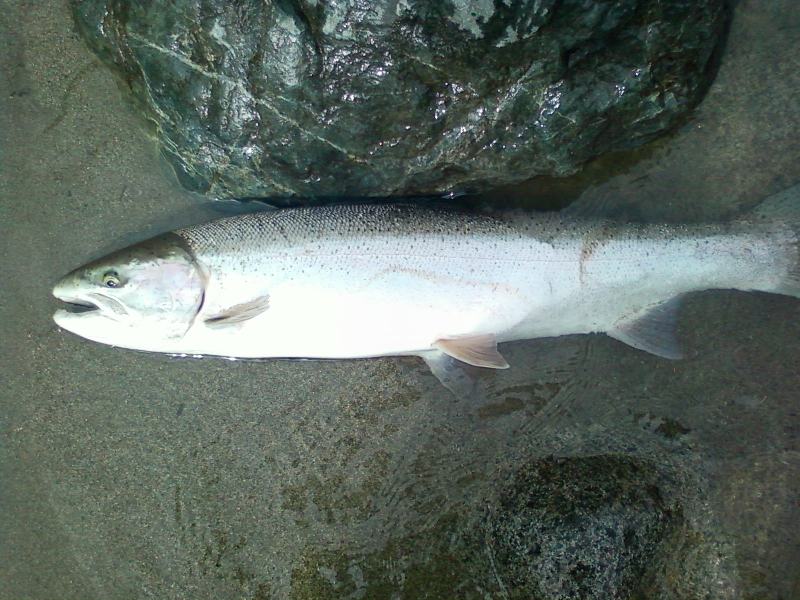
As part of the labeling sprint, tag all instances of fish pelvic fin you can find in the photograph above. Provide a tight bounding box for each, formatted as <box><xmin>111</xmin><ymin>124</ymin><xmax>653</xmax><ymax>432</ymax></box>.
<box><xmin>421</xmin><ymin>334</ymin><xmax>508</xmax><ymax>398</ymax></box>
<box><xmin>608</xmin><ymin>296</ymin><xmax>684</xmax><ymax>360</ymax></box>
<box><xmin>433</xmin><ymin>333</ymin><xmax>510</xmax><ymax>369</ymax></box>
<box><xmin>421</xmin><ymin>351</ymin><xmax>482</xmax><ymax>399</ymax></box>
<box><xmin>752</xmin><ymin>183</ymin><xmax>800</xmax><ymax>298</ymax></box>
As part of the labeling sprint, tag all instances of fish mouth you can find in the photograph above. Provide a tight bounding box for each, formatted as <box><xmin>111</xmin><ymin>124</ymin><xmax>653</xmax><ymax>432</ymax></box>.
<box><xmin>53</xmin><ymin>283</ymin><xmax>129</xmax><ymax>315</ymax></box>
<box><xmin>53</xmin><ymin>289</ymin><xmax>100</xmax><ymax>315</ymax></box>
<box><xmin>52</xmin><ymin>285</ymin><xmax>113</xmax><ymax>329</ymax></box>
<box><xmin>53</xmin><ymin>296</ymin><xmax>103</xmax><ymax>328</ymax></box>
<box><xmin>62</xmin><ymin>300</ymin><xmax>99</xmax><ymax>314</ymax></box>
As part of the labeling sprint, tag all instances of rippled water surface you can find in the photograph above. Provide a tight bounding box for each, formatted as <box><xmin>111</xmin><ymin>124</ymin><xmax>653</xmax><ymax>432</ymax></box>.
<box><xmin>1</xmin><ymin>2</ymin><xmax>799</xmax><ymax>599</ymax></box>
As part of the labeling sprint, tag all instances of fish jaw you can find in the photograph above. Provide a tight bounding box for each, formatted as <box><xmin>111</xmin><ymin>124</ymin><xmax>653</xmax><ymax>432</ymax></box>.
<box><xmin>52</xmin><ymin>303</ymin><xmax>189</xmax><ymax>353</ymax></box>
<box><xmin>53</xmin><ymin>306</ymin><xmax>116</xmax><ymax>344</ymax></box>
<box><xmin>52</xmin><ymin>276</ymin><xmax>155</xmax><ymax>350</ymax></box>
<box><xmin>52</xmin><ymin>278</ymin><xmax>126</xmax><ymax>346</ymax></box>
<box><xmin>52</xmin><ymin>308</ymin><xmax>182</xmax><ymax>353</ymax></box>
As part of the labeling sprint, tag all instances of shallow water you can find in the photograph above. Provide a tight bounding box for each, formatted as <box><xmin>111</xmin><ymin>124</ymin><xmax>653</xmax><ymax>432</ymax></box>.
<box><xmin>1</xmin><ymin>2</ymin><xmax>799</xmax><ymax>599</ymax></box>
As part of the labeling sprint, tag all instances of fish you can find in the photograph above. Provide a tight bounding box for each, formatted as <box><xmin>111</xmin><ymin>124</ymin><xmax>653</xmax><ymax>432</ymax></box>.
<box><xmin>53</xmin><ymin>185</ymin><xmax>800</xmax><ymax>393</ymax></box>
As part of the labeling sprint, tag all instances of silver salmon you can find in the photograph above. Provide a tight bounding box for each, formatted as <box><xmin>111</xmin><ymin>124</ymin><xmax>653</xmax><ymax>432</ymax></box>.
<box><xmin>53</xmin><ymin>186</ymin><xmax>800</xmax><ymax>389</ymax></box>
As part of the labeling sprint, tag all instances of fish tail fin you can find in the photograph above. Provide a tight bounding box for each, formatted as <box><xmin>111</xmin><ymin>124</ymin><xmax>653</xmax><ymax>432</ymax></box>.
<box><xmin>751</xmin><ymin>183</ymin><xmax>800</xmax><ymax>298</ymax></box>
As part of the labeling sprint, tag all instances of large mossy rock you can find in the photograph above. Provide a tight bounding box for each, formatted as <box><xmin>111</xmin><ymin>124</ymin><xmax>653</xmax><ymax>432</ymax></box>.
<box><xmin>72</xmin><ymin>0</ymin><xmax>728</xmax><ymax>199</ymax></box>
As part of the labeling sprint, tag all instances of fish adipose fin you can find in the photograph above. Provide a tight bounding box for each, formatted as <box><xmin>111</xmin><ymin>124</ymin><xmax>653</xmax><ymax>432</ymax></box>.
<box><xmin>433</xmin><ymin>334</ymin><xmax>510</xmax><ymax>369</ymax></box>
<box><xmin>204</xmin><ymin>295</ymin><xmax>271</xmax><ymax>328</ymax></box>
<box><xmin>608</xmin><ymin>296</ymin><xmax>684</xmax><ymax>359</ymax></box>
<box><xmin>753</xmin><ymin>183</ymin><xmax>800</xmax><ymax>298</ymax></box>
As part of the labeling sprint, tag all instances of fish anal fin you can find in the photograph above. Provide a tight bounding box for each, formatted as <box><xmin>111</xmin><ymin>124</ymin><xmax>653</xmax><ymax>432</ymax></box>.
<box><xmin>608</xmin><ymin>296</ymin><xmax>684</xmax><ymax>360</ymax></box>
<box><xmin>433</xmin><ymin>333</ymin><xmax>510</xmax><ymax>369</ymax></box>
<box><xmin>204</xmin><ymin>294</ymin><xmax>270</xmax><ymax>328</ymax></box>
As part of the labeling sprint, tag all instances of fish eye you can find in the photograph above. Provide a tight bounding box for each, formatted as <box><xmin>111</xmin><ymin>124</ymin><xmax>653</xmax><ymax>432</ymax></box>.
<box><xmin>102</xmin><ymin>271</ymin><xmax>121</xmax><ymax>288</ymax></box>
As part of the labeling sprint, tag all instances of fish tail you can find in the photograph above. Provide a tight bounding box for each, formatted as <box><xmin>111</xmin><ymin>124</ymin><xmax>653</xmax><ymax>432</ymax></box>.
<box><xmin>751</xmin><ymin>183</ymin><xmax>800</xmax><ymax>298</ymax></box>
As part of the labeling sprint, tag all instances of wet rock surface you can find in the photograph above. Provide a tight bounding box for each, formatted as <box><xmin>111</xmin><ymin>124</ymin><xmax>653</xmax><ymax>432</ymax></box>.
<box><xmin>486</xmin><ymin>455</ymin><xmax>679</xmax><ymax>599</ymax></box>
<box><xmin>71</xmin><ymin>0</ymin><xmax>728</xmax><ymax>199</ymax></box>
<box><xmin>285</xmin><ymin>452</ymin><xmax>734</xmax><ymax>599</ymax></box>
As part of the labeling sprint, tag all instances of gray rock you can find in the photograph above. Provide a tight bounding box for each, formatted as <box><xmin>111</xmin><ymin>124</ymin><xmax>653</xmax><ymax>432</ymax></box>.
<box><xmin>71</xmin><ymin>0</ymin><xmax>728</xmax><ymax>199</ymax></box>
<box><xmin>485</xmin><ymin>455</ymin><xmax>681</xmax><ymax>599</ymax></box>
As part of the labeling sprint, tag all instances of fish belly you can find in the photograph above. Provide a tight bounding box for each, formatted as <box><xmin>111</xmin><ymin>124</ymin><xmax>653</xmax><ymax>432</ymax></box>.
<box><xmin>187</xmin><ymin>253</ymin><xmax>539</xmax><ymax>358</ymax></box>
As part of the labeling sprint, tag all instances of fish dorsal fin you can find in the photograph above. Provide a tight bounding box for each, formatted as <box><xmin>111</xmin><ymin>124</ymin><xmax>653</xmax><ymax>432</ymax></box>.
<box><xmin>204</xmin><ymin>294</ymin><xmax>270</xmax><ymax>328</ymax></box>
<box><xmin>608</xmin><ymin>296</ymin><xmax>684</xmax><ymax>359</ymax></box>
<box><xmin>433</xmin><ymin>334</ymin><xmax>510</xmax><ymax>369</ymax></box>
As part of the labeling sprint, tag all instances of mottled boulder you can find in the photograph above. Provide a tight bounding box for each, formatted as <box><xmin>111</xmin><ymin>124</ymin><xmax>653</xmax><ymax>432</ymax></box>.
<box><xmin>485</xmin><ymin>455</ymin><xmax>680</xmax><ymax>599</ymax></box>
<box><xmin>71</xmin><ymin>0</ymin><xmax>728</xmax><ymax>199</ymax></box>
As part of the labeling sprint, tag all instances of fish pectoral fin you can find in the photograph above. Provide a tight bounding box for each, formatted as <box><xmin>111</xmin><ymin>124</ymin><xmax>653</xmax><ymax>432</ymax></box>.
<box><xmin>608</xmin><ymin>296</ymin><xmax>684</xmax><ymax>359</ymax></box>
<box><xmin>204</xmin><ymin>294</ymin><xmax>270</xmax><ymax>328</ymax></box>
<box><xmin>433</xmin><ymin>334</ymin><xmax>510</xmax><ymax>369</ymax></box>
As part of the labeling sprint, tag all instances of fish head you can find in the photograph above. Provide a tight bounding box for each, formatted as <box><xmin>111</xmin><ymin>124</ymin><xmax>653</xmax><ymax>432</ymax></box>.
<box><xmin>52</xmin><ymin>233</ymin><xmax>205</xmax><ymax>349</ymax></box>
